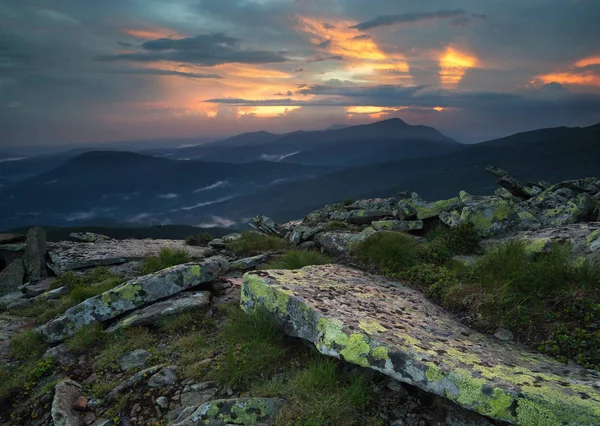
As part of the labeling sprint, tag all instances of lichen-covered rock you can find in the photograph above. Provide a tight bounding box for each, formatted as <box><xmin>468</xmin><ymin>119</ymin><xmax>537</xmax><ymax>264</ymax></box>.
<box><xmin>24</xmin><ymin>226</ymin><xmax>47</xmax><ymax>281</ymax></box>
<box><xmin>51</xmin><ymin>380</ymin><xmax>82</xmax><ymax>426</ymax></box>
<box><xmin>456</xmin><ymin>199</ymin><xmax>521</xmax><ymax>237</ymax></box>
<box><xmin>402</xmin><ymin>194</ymin><xmax>463</xmax><ymax>220</ymax></box>
<box><xmin>346</xmin><ymin>198</ymin><xmax>396</xmax><ymax>211</ymax></box>
<box><xmin>148</xmin><ymin>365</ymin><xmax>178</xmax><ymax>387</ymax></box>
<box><xmin>288</xmin><ymin>225</ymin><xmax>325</xmax><ymax>245</ymax></box>
<box><xmin>0</xmin><ymin>259</ymin><xmax>24</xmax><ymax>297</ymax></box>
<box><xmin>523</xmin><ymin>188</ymin><xmax>596</xmax><ymax>227</ymax></box>
<box><xmin>315</xmin><ymin>228</ymin><xmax>376</xmax><ymax>257</ymax></box>
<box><xmin>495</xmin><ymin>187</ymin><xmax>521</xmax><ymax>202</ymax></box>
<box><xmin>69</xmin><ymin>232</ymin><xmax>111</xmax><ymax>243</ymax></box>
<box><xmin>38</xmin><ymin>257</ymin><xmax>228</xmax><ymax>343</ymax></box>
<box><xmin>107</xmin><ymin>291</ymin><xmax>211</xmax><ymax>333</ymax></box>
<box><xmin>346</xmin><ymin>209</ymin><xmax>393</xmax><ymax>225</ymax></box>
<box><xmin>241</xmin><ymin>265</ymin><xmax>600</xmax><ymax>425</ymax></box>
<box><xmin>371</xmin><ymin>220</ymin><xmax>423</xmax><ymax>232</ymax></box>
<box><xmin>249</xmin><ymin>216</ymin><xmax>285</xmax><ymax>237</ymax></box>
<box><xmin>231</xmin><ymin>254</ymin><xmax>269</xmax><ymax>271</ymax></box>
<box><xmin>170</xmin><ymin>398</ymin><xmax>284</xmax><ymax>426</ymax></box>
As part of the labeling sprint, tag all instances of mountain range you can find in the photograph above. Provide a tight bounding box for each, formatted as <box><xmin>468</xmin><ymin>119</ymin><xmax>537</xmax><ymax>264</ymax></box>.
<box><xmin>1</xmin><ymin>119</ymin><xmax>599</xmax><ymax>230</ymax></box>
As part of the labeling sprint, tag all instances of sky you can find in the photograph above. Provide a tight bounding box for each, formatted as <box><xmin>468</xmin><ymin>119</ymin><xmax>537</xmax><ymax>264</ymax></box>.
<box><xmin>1</xmin><ymin>0</ymin><xmax>600</xmax><ymax>146</ymax></box>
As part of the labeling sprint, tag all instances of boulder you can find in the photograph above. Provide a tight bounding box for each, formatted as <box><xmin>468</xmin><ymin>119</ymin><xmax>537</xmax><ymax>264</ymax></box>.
<box><xmin>0</xmin><ymin>259</ymin><xmax>25</xmax><ymax>297</ymax></box>
<box><xmin>107</xmin><ymin>291</ymin><xmax>211</xmax><ymax>332</ymax></box>
<box><xmin>38</xmin><ymin>257</ymin><xmax>229</xmax><ymax>343</ymax></box>
<box><xmin>51</xmin><ymin>380</ymin><xmax>83</xmax><ymax>426</ymax></box>
<box><xmin>22</xmin><ymin>277</ymin><xmax>54</xmax><ymax>298</ymax></box>
<box><xmin>45</xmin><ymin>343</ymin><xmax>76</xmax><ymax>367</ymax></box>
<box><xmin>346</xmin><ymin>210</ymin><xmax>393</xmax><ymax>225</ymax></box>
<box><xmin>371</xmin><ymin>220</ymin><xmax>423</xmax><ymax>232</ymax></box>
<box><xmin>522</xmin><ymin>187</ymin><xmax>596</xmax><ymax>227</ymax></box>
<box><xmin>47</xmin><ymin>239</ymin><xmax>205</xmax><ymax>275</ymax></box>
<box><xmin>401</xmin><ymin>194</ymin><xmax>463</xmax><ymax>221</ymax></box>
<box><xmin>120</xmin><ymin>349</ymin><xmax>153</xmax><ymax>371</ymax></box>
<box><xmin>231</xmin><ymin>254</ymin><xmax>269</xmax><ymax>271</ymax></box>
<box><xmin>485</xmin><ymin>166</ymin><xmax>543</xmax><ymax>200</ymax></box>
<box><xmin>444</xmin><ymin>199</ymin><xmax>522</xmax><ymax>237</ymax></box>
<box><xmin>24</xmin><ymin>226</ymin><xmax>47</xmax><ymax>281</ymax></box>
<box><xmin>69</xmin><ymin>232</ymin><xmax>111</xmax><ymax>243</ymax></box>
<box><xmin>241</xmin><ymin>265</ymin><xmax>600</xmax><ymax>425</ymax></box>
<box><xmin>170</xmin><ymin>398</ymin><xmax>284</xmax><ymax>426</ymax></box>
<box><xmin>148</xmin><ymin>365</ymin><xmax>178</xmax><ymax>387</ymax></box>
<box><xmin>0</xmin><ymin>233</ymin><xmax>25</xmax><ymax>244</ymax></box>
<box><xmin>315</xmin><ymin>228</ymin><xmax>376</xmax><ymax>257</ymax></box>
<box><xmin>249</xmin><ymin>216</ymin><xmax>285</xmax><ymax>237</ymax></box>
<box><xmin>288</xmin><ymin>225</ymin><xmax>325</xmax><ymax>245</ymax></box>
<box><xmin>346</xmin><ymin>198</ymin><xmax>396</xmax><ymax>211</ymax></box>
<box><xmin>180</xmin><ymin>381</ymin><xmax>218</xmax><ymax>407</ymax></box>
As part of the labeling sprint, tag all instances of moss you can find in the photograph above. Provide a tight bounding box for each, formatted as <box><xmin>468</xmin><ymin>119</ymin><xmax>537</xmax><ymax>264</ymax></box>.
<box><xmin>523</xmin><ymin>238</ymin><xmax>550</xmax><ymax>254</ymax></box>
<box><xmin>516</xmin><ymin>398</ymin><xmax>561</xmax><ymax>426</ymax></box>
<box><xmin>358</xmin><ymin>319</ymin><xmax>387</xmax><ymax>334</ymax></box>
<box><xmin>586</xmin><ymin>229</ymin><xmax>600</xmax><ymax>246</ymax></box>
<box><xmin>339</xmin><ymin>334</ymin><xmax>371</xmax><ymax>367</ymax></box>
<box><xmin>487</xmin><ymin>388</ymin><xmax>515</xmax><ymax>420</ymax></box>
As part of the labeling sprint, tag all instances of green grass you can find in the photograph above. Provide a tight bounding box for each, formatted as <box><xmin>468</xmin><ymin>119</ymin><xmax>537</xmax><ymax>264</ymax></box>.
<box><xmin>185</xmin><ymin>233</ymin><xmax>214</xmax><ymax>246</ymax></box>
<box><xmin>419</xmin><ymin>224</ymin><xmax>481</xmax><ymax>265</ymax></box>
<box><xmin>254</xmin><ymin>358</ymin><xmax>380</xmax><ymax>426</ymax></box>
<box><xmin>9</xmin><ymin>330</ymin><xmax>47</xmax><ymax>361</ymax></box>
<box><xmin>262</xmin><ymin>250</ymin><xmax>332</xmax><ymax>270</ymax></box>
<box><xmin>142</xmin><ymin>247</ymin><xmax>192</xmax><ymax>274</ymax></box>
<box><xmin>355</xmin><ymin>232</ymin><xmax>420</xmax><ymax>274</ymax></box>
<box><xmin>66</xmin><ymin>323</ymin><xmax>106</xmax><ymax>354</ymax></box>
<box><xmin>211</xmin><ymin>307</ymin><xmax>287</xmax><ymax>387</ymax></box>
<box><xmin>227</xmin><ymin>232</ymin><xmax>288</xmax><ymax>256</ymax></box>
<box><xmin>95</xmin><ymin>327</ymin><xmax>157</xmax><ymax>372</ymax></box>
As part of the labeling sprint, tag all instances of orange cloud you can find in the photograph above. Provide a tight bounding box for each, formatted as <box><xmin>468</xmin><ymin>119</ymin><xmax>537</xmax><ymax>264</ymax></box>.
<box><xmin>123</xmin><ymin>28</ymin><xmax>181</xmax><ymax>40</ymax></box>
<box><xmin>214</xmin><ymin>64</ymin><xmax>292</xmax><ymax>79</ymax></box>
<box><xmin>346</xmin><ymin>106</ymin><xmax>407</xmax><ymax>119</ymax></box>
<box><xmin>574</xmin><ymin>55</ymin><xmax>600</xmax><ymax>68</ymax></box>
<box><xmin>534</xmin><ymin>54</ymin><xmax>600</xmax><ymax>87</ymax></box>
<box><xmin>439</xmin><ymin>47</ymin><xmax>477</xmax><ymax>86</ymax></box>
<box><xmin>238</xmin><ymin>106</ymin><xmax>301</xmax><ymax>117</ymax></box>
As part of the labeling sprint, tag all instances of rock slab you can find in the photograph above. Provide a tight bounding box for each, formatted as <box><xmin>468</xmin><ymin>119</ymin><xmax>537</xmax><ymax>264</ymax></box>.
<box><xmin>170</xmin><ymin>398</ymin><xmax>284</xmax><ymax>426</ymax></box>
<box><xmin>52</xmin><ymin>380</ymin><xmax>82</xmax><ymax>426</ymax></box>
<box><xmin>24</xmin><ymin>226</ymin><xmax>47</xmax><ymax>281</ymax></box>
<box><xmin>241</xmin><ymin>265</ymin><xmax>600</xmax><ymax>425</ymax></box>
<box><xmin>38</xmin><ymin>257</ymin><xmax>229</xmax><ymax>342</ymax></box>
<box><xmin>0</xmin><ymin>259</ymin><xmax>24</xmax><ymax>296</ymax></box>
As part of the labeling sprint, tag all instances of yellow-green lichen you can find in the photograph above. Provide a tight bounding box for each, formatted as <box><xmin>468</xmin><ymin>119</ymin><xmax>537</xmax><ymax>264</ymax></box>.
<box><xmin>242</xmin><ymin>273</ymin><xmax>290</xmax><ymax>315</ymax></box>
<box><xmin>229</xmin><ymin>399</ymin><xmax>271</xmax><ymax>424</ymax></box>
<box><xmin>111</xmin><ymin>284</ymin><xmax>142</xmax><ymax>302</ymax></box>
<box><xmin>412</xmin><ymin>197</ymin><xmax>462</xmax><ymax>220</ymax></box>
<box><xmin>183</xmin><ymin>265</ymin><xmax>201</xmax><ymax>285</ymax></box>
<box><xmin>587</xmin><ymin>229</ymin><xmax>600</xmax><ymax>246</ymax></box>
<box><xmin>317</xmin><ymin>317</ymin><xmax>349</xmax><ymax>349</ymax></box>
<box><xmin>339</xmin><ymin>333</ymin><xmax>371</xmax><ymax>367</ymax></box>
<box><xmin>447</xmin><ymin>368</ymin><xmax>487</xmax><ymax>407</ymax></box>
<box><xmin>371</xmin><ymin>346</ymin><xmax>389</xmax><ymax>361</ymax></box>
<box><xmin>523</xmin><ymin>238</ymin><xmax>550</xmax><ymax>254</ymax></box>
<box><xmin>425</xmin><ymin>363</ymin><xmax>444</xmax><ymax>382</ymax></box>
<box><xmin>358</xmin><ymin>319</ymin><xmax>387</xmax><ymax>334</ymax></box>
<box><xmin>461</xmin><ymin>200</ymin><xmax>516</xmax><ymax>236</ymax></box>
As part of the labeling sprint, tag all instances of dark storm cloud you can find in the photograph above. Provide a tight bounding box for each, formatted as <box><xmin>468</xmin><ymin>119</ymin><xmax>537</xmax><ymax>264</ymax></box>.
<box><xmin>350</xmin><ymin>10</ymin><xmax>466</xmax><ymax>30</ymax></box>
<box><xmin>96</xmin><ymin>33</ymin><xmax>288</xmax><ymax>66</ymax></box>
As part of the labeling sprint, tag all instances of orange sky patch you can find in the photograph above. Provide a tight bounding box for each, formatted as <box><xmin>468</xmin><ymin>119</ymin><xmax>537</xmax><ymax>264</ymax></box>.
<box><xmin>574</xmin><ymin>55</ymin><xmax>600</xmax><ymax>68</ymax></box>
<box><xmin>123</xmin><ymin>28</ymin><xmax>181</xmax><ymax>40</ymax></box>
<box><xmin>238</xmin><ymin>106</ymin><xmax>301</xmax><ymax>117</ymax></box>
<box><xmin>537</xmin><ymin>72</ymin><xmax>600</xmax><ymax>87</ymax></box>
<box><xmin>346</xmin><ymin>106</ymin><xmax>407</xmax><ymax>119</ymax></box>
<box><xmin>439</xmin><ymin>47</ymin><xmax>477</xmax><ymax>86</ymax></box>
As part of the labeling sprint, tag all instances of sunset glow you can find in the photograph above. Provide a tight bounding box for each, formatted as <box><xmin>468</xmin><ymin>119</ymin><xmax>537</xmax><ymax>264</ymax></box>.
<box><xmin>439</xmin><ymin>47</ymin><xmax>478</xmax><ymax>86</ymax></box>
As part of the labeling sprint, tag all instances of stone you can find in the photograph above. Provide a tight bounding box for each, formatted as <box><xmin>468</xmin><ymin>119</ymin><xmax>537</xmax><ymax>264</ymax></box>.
<box><xmin>69</xmin><ymin>232</ymin><xmax>111</xmax><ymax>243</ymax></box>
<box><xmin>22</xmin><ymin>277</ymin><xmax>54</xmax><ymax>297</ymax></box>
<box><xmin>346</xmin><ymin>198</ymin><xmax>396</xmax><ymax>211</ymax></box>
<box><xmin>0</xmin><ymin>259</ymin><xmax>24</xmax><ymax>297</ymax></box>
<box><xmin>402</xmin><ymin>194</ymin><xmax>463</xmax><ymax>221</ymax></box>
<box><xmin>495</xmin><ymin>187</ymin><xmax>521</xmax><ymax>202</ymax></box>
<box><xmin>371</xmin><ymin>220</ymin><xmax>423</xmax><ymax>232</ymax></box>
<box><xmin>120</xmin><ymin>349</ymin><xmax>153</xmax><ymax>371</ymax></box>
<box><xmin>452</xmin><ymin>199</ymin><xmax>522</xmax><ymax>237</ymax></box>
<box><xmin>522</xmin><ymin>186</ymin><xmax>596</xmax><ymax>227</ymax></box>
<box><xmin>231</xmin><ymin>254</ymin><xmax>269</xmax><ymax>271</ymax></box>
<box><xmin>249</xmin><ymin>215</ymin><xmax>285</xmax><ymax>237</ymax></box>
<box><xmin>156</xmin><ymin>396</ymin><xmax>169</xmax><ymax>408</ymax></box>
<box><xmin>0</xmin><ymin>291</ymin><xmax>28</xmax><ymax>310</ymax></box>
<box><xmin>485</xmin><ymin>166</ymin><xmax>543</xmax><ymax>200</ymax></box>
<box><xmin>345</xmin><ymin>210</ymin><xmax>392</xmax><ymax>225</ymax></box>
<box><xmin>45</xmin><ymin>343</ymin><xmax>76</xmax><ymax>367</ymax></box>
<box><xmin>0</xmin><ymin>233</ymin><xmax>26</xmax><ymax>244</ymax></box>
<box><xmin>170</xmin><ymin>398</ymin><xmax>284</xmax><ymax>426</ymax></box>
<box><xmin>90</xmin><ymin>420</ymin><xmax>113</xmax><ymax>426</ymax></box>
<box><xmin>107</xmin><ymin>291</ymin><xmax>211</xmax><ymax>333</ymax></box>
<box><xmin>47</xmin><ymin>239</ymin><xmax>205</xmax><ymax>275</ymax></box>
<box><xmin>181</xmin><ymin>382</ymin><xmax>217</xmax><ymax>407</ymax></box>
<box><xmin>288</xmin><ymin>225</ymin><xmax>325</xmax><ymax>245</ymax></box>
<box><xmin>315</xmin><ymin>228</ymin><xmax>376</xmax><ymax>257</ymax></box>
<box><xmin>24</xmin><ymin>226</ymin><xmax>47</xmax><ymax>281</ymax></box>
<box><xmin>241</xmin><ymin>265</ymin><xmax>600</xmax><ymax>425</ymax></box>
<box><xmin>494</xmin><ymin>326</ymin><xmax>514</xmax><ymax>342</ymax></box>
<box><xmin>222</xmin><ymin>233</ymin><xmax>242</xmax><ymax>243</ymax></box>
<box><xmin>73</xmin><ymin>396</ymin><xmax>88</xmax><ymax>411</ymax></box>
<box><xmin>105</xmin><ymin>365</ymin><xmax>165</xmax><ymax>402</ymax></box>
<box><xmin>83</xmin><ymin>413</ymin><xmax>96</xmax><ymax>425</ymax></box>
<box><xmin>207</xmin><ymin>239</ymin><xmax>227</xmax><ymax>250</ymax></box>
<box><xmin>52</xmin><ymin>380</ymin><xmax>83</xmax><ymax>426</ymax></box>
<box><xmin>38</xmin><ymin>257</ymin><xmax>228</xmax><ymax>342</ymax></box>
<box><xmin>148</xmin><ymin>366</ymin><xmax>178</xmax><ymax>387</ymax></box>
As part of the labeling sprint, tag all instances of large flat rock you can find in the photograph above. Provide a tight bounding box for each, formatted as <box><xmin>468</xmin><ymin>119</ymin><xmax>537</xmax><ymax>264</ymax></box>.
<box><xmin>48</xmin><ymin>239</ymin><xmax>206</xmax><ymax>274</ymax></box>
<box><xmin>241</xmin><ymin>265</ymin><xmax>600</xmax><ymax>425</ymax></box>
<box><xmin>38</xmin><ymin>257</ymin><xmax>228</xmax><ymax>342</ymax></box>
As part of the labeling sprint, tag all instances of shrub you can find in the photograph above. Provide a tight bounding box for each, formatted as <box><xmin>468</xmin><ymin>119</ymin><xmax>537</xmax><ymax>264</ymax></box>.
<box><xmin>142</xmin><ymin>248</ymin><xmax>191</xmax><ymax>274</ymax></box>
<box><xmin>421</xmin><ymin>224</ymin><xmax>481</xmax><ymax>264</ymax></box>
<box><xmin>341</xmin><ymin>199</ymin><xmax>354</xmax><ymax>207</ymax></box>
<box><xmin>185</xmin><ymin>233</ymin><xmax>214</xmax><ymax>246</ymax></box>
<box><xmin>263</xmin><ymin>250</ymin><xmax>332</xmax><ymax>270</ymax></box>
<box><xmin>185</xmin><ymin>236</ymin><xmax>196</xmax><ymax>245</ymax></box>
<box><xmin>213</xmin><ymin>307</ymin><xmax>287</xmax><ymax>387</ymax></box>
<box><xmin>355</xmin><ymin>232</ymin><xmax>420</xmax><ymax>274</ymax></box>
<box><xmin>9</xmin><ymin>330</ymin><xmax>47</xmax><ymax>361</ymax></box>
<box><xmin>227</xmin><ymin>232</ymin><xmax>288</xmax><ymax>257</ymax></box>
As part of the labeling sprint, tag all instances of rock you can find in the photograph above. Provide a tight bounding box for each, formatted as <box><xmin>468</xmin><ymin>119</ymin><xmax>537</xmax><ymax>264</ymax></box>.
<box><xmin>249</xmin><ymin>216</ymin><xmax>285</xmax><ymax>237</ymax></box>
<box><xmin>22</xmin><ymin>277</ymin><xmax>54</xmax><ymax>298</ymax></box>
<box><xmin>0</xmin><ymin>233</ymin><xmax>26</xmax><ymax>244</ymax></box>
<box><xmin>522</xmin><ymin>186</ymin><xmax>596</xmax><ymax>227</ymax></box>
<box><xmin>180</xmin><ymin>382</ymin><xmax>217</xmax><ymax>407</ymax></box>
<box><xmin>288</xmin><ymin>225</ymin><xmax>325</xmax><ymax>245</ymax></box>
<box><xmin>494</xmin><ymin>187</ymin><xmax>521</xmax><ymax>202</ymax></box>
<box><xmin>105</xmin><ymin>365</ymin><xmax>165</xmax><ymax>402</ymax></box>
<box><xmin>402</xmin><ymin>194</ymin><xmax>463</xmax><ymax>221</ymax></box>
<box><xmin>52</xmin><ymin>380</ymin><xmax>83</xmax><ymax>426</ymax></box>
<box><xmin>241</xmin><ymin>265</ymin><xmax>600</xmax><ymax>425</ymax></box>
<box><xmin>485</xmin><ymin>165</ymin><xmax>543</xmax><ymax>199</ymax></box>
<box><xmin>45</xmin><ymin>343</ymin><xmax>76</xmax><ymax>367</ymax></box>
<box><xmin>107</xmin><ymin>291</ymin><xmax>211</xmax><ymax>332</ymax></box>
<box><xmin>449</xmin><ymin>199</ymin><xmax>522</xmax><ymax>237</ymax></box>
<box><xmin>47</xmin><ymin>239</ymin><xmax>205</xmax><ymax>275</ymax></box>
<box><xmin>73</xmin><ymin>396</ymin><xmax>88</xmax><ymax>412</ymax></box>
<box><xmin>222</xmin><ymin>233</ymin><xmax>242</xmax><ymax>243</ymax></box>
<box><xmin>90</xmin><ymin>420</ymin><xmax>113</xmax><ymax>426</ymax></box>
<box><xmin>69</xmin><ymin>232</ymin><xmax>111</xmax><ymax>243</ymax></box>
<box><xmin>315</xmin><ymin>228</ymin><xmax>376</xmax><ymax>257</ymax></box>
<box><xmin>148</xmin><ymin>366</ymin><xmax>178</xmax><ymax>387</ymax></box>
<box><xmin>231</xmin><ymin>254</ymin><xmax>269</xmax><ymax>271</ymax></box>
<box><xmin>371</xmin><ymin>220</ymin><xmax>423</xmax><ymax>232</ymax></box>
<box><xmin>119</xmin><ymin>349</ymin><xmax>153</xmax><ymax>371</ymax></box>
<box><xmin>38</xmin><ymin>257</ymin><xmax>228</xmax><ymax>343</ymax></box>
<box><xmin>170</xmin><ymin>398</ymin><xmax>284</xmax><ymax>426</ymax></box>
<box><xmin>24</xmin><ymin>227</ymin><xmax>48</xmax><ymax>281</ymax></box>
<box><xmin>0</xmin><ymin>259</ymin><xmax>25</xmax><ymax>297</ymax></box>
<box><xmin>494</xmin><ymin>326</ymin><xmax>514</xmax><ymax>342</ymax></box>
<box><xmin>0</xmin><ymin>291</ymin><xmax>28</xmax><ymax>310</ymax></box>
<box><xmin>346</xmin><ymin>210</ymin><xmax>392</xmax><ymax>225</ymax></box>
<box><xmin>346</xmin><ymin>198</ymin><xmax>396</xmax><ymax>211</ymax></box>
<box><xmin>156</xmin><ymin>396</ymin><xmax>169</xmax><ymax>408</ymax></box>
<box><xmin>82</xmin><ymin>412</ymin><xmax>96</xmax><ymax>425</ymax></box>
<box><xmin>207</xmin><ymin>239</ymin><xmax>227</xmax><ymax>250</ymax></box>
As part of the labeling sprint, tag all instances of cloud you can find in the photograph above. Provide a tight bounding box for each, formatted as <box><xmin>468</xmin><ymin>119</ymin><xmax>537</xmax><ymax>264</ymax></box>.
<box><xmin>156</xmin><ymin>193</ymin><xmax>179</xmax><ymax>199</ymax></box>
<box><xmin>350</xmin><ymin>10</ymin><xmax>466</xmax><ymax>30</ymax></box>
<box><xmin>96</xmin><ymin>33</ymin><xmax>288</xmax><ymax>66</ymax></box>
<box><xmin>104</xmin><ymin>68</ymin><xmax>222</xmax><ymax>79</ymax></box>
<box><xmin>352</xmin><ymin>34</ymin><xmax>371</xmax><ymax>40</ymax></box>
<box><xmin>193</xmin><ymin>181</ymin><xmax>230</xmax><ymax>192</ymax></box>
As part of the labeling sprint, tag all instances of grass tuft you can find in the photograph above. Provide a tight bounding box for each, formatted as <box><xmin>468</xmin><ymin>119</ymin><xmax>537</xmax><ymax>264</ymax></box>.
<box><xmin>227</xmin><ymin>232</ymin><xmax>288</xmax><ymax>257</ymax></box>
<box><xmin>9</xmin><ymin>330</ymin><xmax>47</xmax><ymax>361</ymax></box>
<box><xmin>355</xmin><ymin>232</ymin><xmax>420</xmax><ymax>274</ymax></box>
<box><xmin>67</xmin><ymin>323</ymin><xmax>106</xmax><ymax>354</ymax></box>
<box><xmin>142</xmin><ymin>247</ymin><xmax>191</xmax><ymax>274</ymax></box>
<box><xmin>262</xmin><ymin>250</ymin><xmax>332</xmax><ymax>270</ymax></box>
